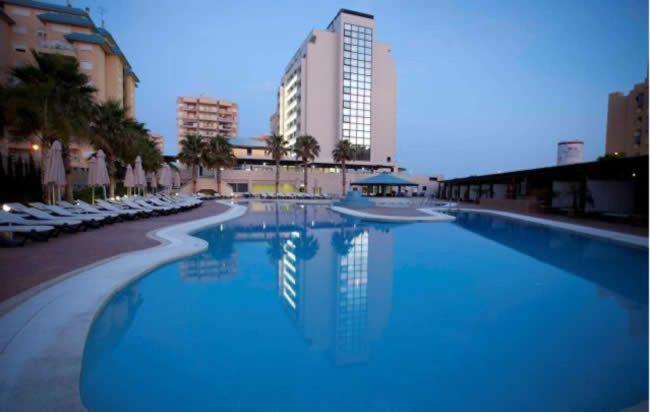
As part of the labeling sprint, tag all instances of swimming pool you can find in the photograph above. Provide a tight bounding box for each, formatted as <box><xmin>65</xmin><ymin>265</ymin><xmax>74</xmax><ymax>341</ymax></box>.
<box><xmin>80</xmin><ymin>202</ymin><xmax>648</xmax><ymax>411</ymax></box>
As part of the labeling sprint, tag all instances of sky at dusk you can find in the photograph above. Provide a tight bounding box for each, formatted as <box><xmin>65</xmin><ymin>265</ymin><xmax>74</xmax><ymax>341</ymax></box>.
<box><xmin>73</xmin><ymin>0</ymin><xmax>647</xmax><ymax>178</ymax></box>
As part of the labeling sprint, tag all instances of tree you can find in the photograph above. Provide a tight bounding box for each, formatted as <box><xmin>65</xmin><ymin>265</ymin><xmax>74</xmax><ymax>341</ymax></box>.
<box><xmin>332</xmin><ymin>140</ymin><xmax>356</xmax><ymax>196</ymax></box>
<box><xmin>264</xmin><ymin>134</ymin><xmax>290</xmax><ymax>195</ymax></box>
<box><xmin>178</xmin><ymin>134</ymin><xmax>205</xmax><ymax>193</ymax></box>
<box><xmin>201</xmin><ymin>136</ymin><xmax>235</xmax><ymax>195</ymax></box>
<box><xmin>134</xmin><ymin>135</ymin><xmax>163</xmax><ymax>173</ymax></box>
<box><xmin>293</xmin><ymin>135</ymin><xmax>320</xmax><ymax>193</ymax></box>
<box><xmin>4</xmin><ymin>51</ymin><xmax>95</xmax><ymax>200</ymax></box>
<box><xmin>90</xmin><ymin>100</ymin><xmax>132</xmax><ymax>197</ymax></box>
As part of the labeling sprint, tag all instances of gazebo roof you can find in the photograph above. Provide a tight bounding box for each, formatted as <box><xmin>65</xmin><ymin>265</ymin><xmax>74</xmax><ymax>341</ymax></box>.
<box><xmin>351</xmin><ymin>172</ymin><xmax>418</xmax><ymax>186</ymax></box>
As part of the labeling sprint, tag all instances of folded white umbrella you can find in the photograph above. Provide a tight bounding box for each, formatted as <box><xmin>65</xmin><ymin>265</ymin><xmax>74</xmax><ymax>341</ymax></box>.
<box><xmin>134</xmin><ymin>156</ymin><xmax>146</xmax><ymax>194</ymax></box>
<box><xmin>44</xmin><ymin>140</ymin><xmax>66</xmax><ymax>204</ymax></box>
<box><xmin>95</xmin><ymin>150</ymin><xmax>110</xmax><ymax>199</ymax></box>
<box><xmin>158</xmin><ymin>164</ymin><xmax>173</xmax><ymax>193</ymax></box>
<box><xmin>87</xmin><ymin>156</ymin><xmax>98</xmax><ymax>203</ymax></box>
<box><xmin>124</xmin><ymin>164</ymin><xmax>135</xmax><ymax>195</ymax></box>
<box><xmin>147</xmin><ymin>171</ymin><xmax>157</xmax><ymax>188</ymax></box>
<box><xmin>173</xmin><ymin>170</ymin><xmax>181</xmax><ymax>189</ymax></box>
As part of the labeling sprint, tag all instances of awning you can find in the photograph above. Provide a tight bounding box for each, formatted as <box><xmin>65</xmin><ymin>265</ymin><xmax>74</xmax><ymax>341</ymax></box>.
<box><xmin>351</xmin><ymin>171</ymin><xmax>418</xmax><ymax>186</ymax></box>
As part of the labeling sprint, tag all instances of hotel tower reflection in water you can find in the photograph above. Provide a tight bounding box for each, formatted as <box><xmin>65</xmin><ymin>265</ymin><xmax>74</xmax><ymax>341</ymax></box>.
<box><xmin>279</xmin><ymin>221</ymin><xmax>393</xmax><ymax>366</ymax></box>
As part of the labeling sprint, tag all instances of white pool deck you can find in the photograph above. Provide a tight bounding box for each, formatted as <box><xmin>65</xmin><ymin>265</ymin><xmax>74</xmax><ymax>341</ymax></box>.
<box><xmin>0</xmin><ymin>202</ymin><xmax>646</xmax><ymax>410</ymax></box>
<box><xmin>0</xmin><ymin>201</ymin><xmax>247</xmax><ymax>411</ymax></box>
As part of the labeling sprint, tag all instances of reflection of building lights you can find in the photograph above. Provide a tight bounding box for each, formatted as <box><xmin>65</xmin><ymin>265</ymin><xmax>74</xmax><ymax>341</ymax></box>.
<box><xmin>31</xmin><ymin>143</ymin><xmax>40</xmax><ymax>151</ymax></box>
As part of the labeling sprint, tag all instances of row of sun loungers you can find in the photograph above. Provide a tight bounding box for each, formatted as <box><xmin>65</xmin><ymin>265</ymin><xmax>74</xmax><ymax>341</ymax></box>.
<box><xmin>239</xmin><ymin>192</ymin><xmax>332</xmax><ymax>200</ymax></box>
<box><xmin>0</xmin><ymin>194</ymin><xmax>204</xmax><ymax>247</ymax></box>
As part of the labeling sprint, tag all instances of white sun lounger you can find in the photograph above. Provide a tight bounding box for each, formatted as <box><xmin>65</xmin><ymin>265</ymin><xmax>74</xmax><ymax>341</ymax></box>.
<box><xmin>93</xmin><ymin>200</ymin><xmax>143</xmax><ymax>217</ymax></box>
<box><xmin>58</xmin><ymin>201</ymin><xmax>122</xmax><ymax>220</ymax></box>
<box><xmin>5</xmin><ymin>204</ymin><xmax>84</xmax><ymax>231</ymax></box>
<box><xmin>29</xmin><ymin>202</ymin><xmax>109</xmax><ymax>225</ymax></box>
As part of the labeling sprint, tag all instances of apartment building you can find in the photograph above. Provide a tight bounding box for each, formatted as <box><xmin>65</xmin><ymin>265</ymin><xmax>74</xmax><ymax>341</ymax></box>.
<box><xmin>0</xmin><ymin>0</ymin><xmax>139</xmax><ymax>169</ymax></box>
<box><xmin>605</xmin><ymin>78</ymin><xmax>648</xmax><ymax>157</ymax></box>
<box><xmin>271</xmin><ymin>9</ymin><xmax>396</xmax><ymax>168</ymax></box>
<box><xmin>176</xmin><ymin>96</ymin><xmax>239</xmax><ymax>150</ymax></box>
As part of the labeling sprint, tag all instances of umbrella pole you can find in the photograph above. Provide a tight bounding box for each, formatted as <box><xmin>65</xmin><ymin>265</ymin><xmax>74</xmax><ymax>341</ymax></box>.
<box><xmin>91</xmin><ymin>186</ymin><xmax>95</xmax><ymax>204</ymax></box>
<box><xmin>102</xmin><ymin>185</ymin><xmax>107</xmax><ymax>200</ymax></box>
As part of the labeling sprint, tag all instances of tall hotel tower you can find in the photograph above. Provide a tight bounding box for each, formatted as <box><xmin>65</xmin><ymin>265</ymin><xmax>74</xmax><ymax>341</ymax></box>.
<box><xmin>271</xmin><ymin>9</ymin><xmax>396</xmax><ymax>168</ymax></box>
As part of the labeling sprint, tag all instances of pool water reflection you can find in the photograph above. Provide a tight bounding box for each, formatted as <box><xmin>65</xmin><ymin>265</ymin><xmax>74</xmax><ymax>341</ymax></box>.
<box><xmin>80</xmin><ymin>203</ymin><xmax>648</xmax><ymax>412</ymax></box>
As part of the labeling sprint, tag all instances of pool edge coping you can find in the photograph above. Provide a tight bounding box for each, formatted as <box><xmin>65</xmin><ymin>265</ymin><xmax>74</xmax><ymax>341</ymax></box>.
<box><xmin>0</xmin><ymin>201</ymin><xmax>248</xmax><ymax>412</ymax></box>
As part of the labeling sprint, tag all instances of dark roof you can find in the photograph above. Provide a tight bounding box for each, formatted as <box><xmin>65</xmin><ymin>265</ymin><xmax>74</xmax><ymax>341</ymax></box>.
<box><xmin>338</xmin><ymin>8</ymin><xmax>374</xmax><ymax>19</ymax></box>
<box><xmin>1</xmin><ymin>0</ymin><xmax>87</xmax><ymax>16</ymax></box>
<box><xmin>442</xmin><ymin>155</ymin><xmax>649</xmax><ymax>184</ymax></box>
<box><xmin>38</xmin><ymin>12</ymin><xmax>94</xmax><ymax>28</ymax></box>
<box><xmin>326</xmin><ymin>8</ymin><xmax>374</xmax><ymax>29</ymax></box>
<box><xmin>351</xmin><ymin>171</ymin><xmax>417</xmax><ymax>186</ymax></box>
<box><xmin>64</xmin><ymin>32</ymin><xmax>106</xmax><ymax>46</ymax></box>
<box><xmin>96</xmin><ymin>27</ymin><xmax>138</xmax><ymax>81</ymax></box>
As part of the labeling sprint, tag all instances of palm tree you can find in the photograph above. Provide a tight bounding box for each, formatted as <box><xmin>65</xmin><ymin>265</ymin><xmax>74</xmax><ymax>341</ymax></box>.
<box><xmin>90</xmin><ymin>100</ymin><xmax>132</xmax><ymax>197</ymax></box>
<box><xmin>178</xmin><ymin>134</ymin><xmax>205</xmax><ymax>193</ymax></box>
<box><xmin>293</xmin><ymin>135</ymin><xmax>320</xmax><ymax>194</ymax></box>
<box><xmin>133</xmin><ymin>133</ymin><xmax>163</xmax><ymax>173</ymax></box>
<box><xmin>201</xmin><ymin>136</ymin><xmax>235</xmax><ymax>195</ymax></box>
<box><xmin>332</xmin><ymin>140</ymin><xmax>356</xmax><ymax>196</ymax></box>
<box><xmin>4</xmin><ymin>51</ymin><xmax>96</xmax><ymax>200</ymax></box>
<box><xmin>264</xmin><ymin>134</ymin><xmax>290</xmax><ymax>195</ymax></box>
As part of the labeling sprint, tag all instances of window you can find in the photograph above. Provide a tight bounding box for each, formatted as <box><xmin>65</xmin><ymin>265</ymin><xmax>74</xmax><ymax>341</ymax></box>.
<box><xmin>12</xmin><ymin>26</ymin><xmax>27</xmax><ymax>34</ymax></box>
<box><xmin>80</xmin><ymin>61</ymin><xmax>93</xmax><ymax>70</ymax></box>
<box><xmin>78</xmin><ymin>44</ymin><xmax>93</xmax><ymax>51</ymax></box>
<box><xmin>14</xmin><ymin>44</ymin><xmax>27</xmax><ymax>53</ymax></box>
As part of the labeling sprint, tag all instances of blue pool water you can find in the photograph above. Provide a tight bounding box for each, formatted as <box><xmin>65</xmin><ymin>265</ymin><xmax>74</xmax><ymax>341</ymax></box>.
<box><xmin>80</xmin><ymin>203</ymin><xmax>648</xmax><ymax>411</ymax></box>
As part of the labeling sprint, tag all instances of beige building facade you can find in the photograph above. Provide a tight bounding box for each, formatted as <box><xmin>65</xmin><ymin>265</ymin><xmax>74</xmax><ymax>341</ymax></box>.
<box><xmin>176</xmin><ymin>96</ymin><xmax>239</xmax><ymax>150</ymax></box>
<box><xmin>0</xmin><ymin>0</ymin><xmax>139</xmax><ymax>169</ymax></box>
<box><xmin>605</xmin><ymin>78</ymin><xmax>648</xmax><ymax>157</ymax></box>
<box><xmin>271</xmin><ymin>9</ymin><xmax>396</xmax><ymax>168</ymax></box>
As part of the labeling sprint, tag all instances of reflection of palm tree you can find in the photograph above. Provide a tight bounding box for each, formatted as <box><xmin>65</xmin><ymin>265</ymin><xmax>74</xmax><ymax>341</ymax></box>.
<box><xmin>267</xmin><ymin>236</ymin><xmax>284</xmax><ymax>263</ymax></box>
<box><xmin>331</xmin><ymin>227</ymin><xmax>361</xmax><ymax>256</ymax></box>
<box><xmin>294</xmin><ymin>234</ymin><xmax>319</xmax><ymax>261</ymax></box>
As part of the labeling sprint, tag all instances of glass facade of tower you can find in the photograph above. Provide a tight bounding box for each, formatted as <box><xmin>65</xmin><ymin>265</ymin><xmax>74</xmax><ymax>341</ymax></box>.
<box><xmin>342</xmin><ymin>23</ymin><xmax>373</xmax><ymax>161</ymax></box>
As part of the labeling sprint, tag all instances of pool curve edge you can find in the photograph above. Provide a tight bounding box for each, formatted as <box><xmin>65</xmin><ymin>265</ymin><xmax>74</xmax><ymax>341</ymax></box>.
<box><xmin>0</xmin><ymin>201</ymin><xmax>248</xmax><ymax>412</ymax></box>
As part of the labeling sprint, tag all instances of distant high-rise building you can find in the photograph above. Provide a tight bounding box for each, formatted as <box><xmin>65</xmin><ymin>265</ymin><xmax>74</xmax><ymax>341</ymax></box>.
<box><xmin>271</xmin><ymin>9</ymin><xmax>396</xmax><ymax>168</ymax></box>
<box><xmin>176</xmin><ymin>96</ymin><xmax>239</xmax><ymax>150</ymax></box>
<box><xmin>605</xmin><ymin>78</ymin><xmax>648</xmax><ymax>157</ymax></box>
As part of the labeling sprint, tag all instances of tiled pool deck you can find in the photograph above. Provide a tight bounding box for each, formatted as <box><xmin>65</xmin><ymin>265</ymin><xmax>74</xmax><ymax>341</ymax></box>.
<box><xmin>0</xmin><ymin>201</ymin><xmax>229</xmax><ymax>308</ymax></box>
